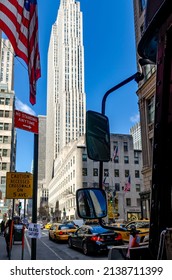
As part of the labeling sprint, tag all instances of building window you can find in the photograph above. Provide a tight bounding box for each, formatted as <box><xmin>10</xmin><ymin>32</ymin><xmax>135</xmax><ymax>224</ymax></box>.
<box><xmin>124</xmin><ymin>156</ymin><xmax>129</xmax><ymax>164</ymax></box>
<box><xmin>83</xmin><ymin>182</ymin><xmax>87</xmax><ymax>188</ymax></box>
<box><xmin>93</xmin><ymin>168</ymin><xmax>98</xmax><ymax>176</ymax></box>
<box><xmin>3</xmin><ymin>136</ymin><xmax>8</xmax><ymax>143</ymax></box>
<box><xmin>136</xmin><ymin>184</ymin><xmax>141</xmax><ymax>192</ymax></box>
<box><xmin>147</xmin><ymin>96</ymin><xmax>155</xmax><ymax>124</ymax></box>
<box><xmin>135</xmin><ymin>170</ymin><xmax>140</xmax><ymax>178</ymax></box>
<box><xmin>123</xmin><ymin>142</ymin><xmax>128</xmax><ymax>152</ymax></box>
<box><xmin>125</xmin><ymin>170</ymin><xmax>130</xmax><ymax>177</ymax></box>
<box><xmin>114</xmin><ymin>169</ymin><xmax>119</xmax><ymax>177</ymax></box>
<box><xmin>104</xmin><ymin>169</ymin><xmax>109</xmax><ymax>177</ymax></box>
<box><xmin>114</xmin><ymin>156</ymin><xmax>119</xmax><ymax>163</ymax></box>
<box><xmin>82</xmin><ymin>168</ymin><xmax>87</xmax><ymax>176</ymax></box>
<box><xmin>2</xmin><ymin>163</ymin><xmax>7</xmax><ymax>170</ymax></box>
<box><xmin>5</xmin><ymin>111</ymin><xmax>10</xmax><ymax>117</ymax></box>
<box><xmin>1</xmin><ymin>176</ymin><xmax>6</xmax><ymax>184</ymax></box>
<box><xmin>134</xmin><ymin>152</ymin><xmax>139</xmax><ymax>164</ymax></box>
<box><xmin>126</xmin><ymin>198</ymin><xmax>131</xmax><ymax>206</ymax></box>
<box><xmin>82</xmin><ymin>154</ymin><xmax>87</xmax><ymax>161</ymax></box>
<box><xmin>5</xmin><ymin>98</ymin><xmax>10</xmax><ymax>105</ymax></box>
<box><xmin>4</xmin><ymin>123</ymin><xmax>9</xmax><ymax>130</ymax></box>
<box><xmin>93</xmin><ymin>182</ymin><xmax>99</xmax><ymax>188</ymax></box>
<box><xmin>115</xmin><ymin>183</ymin><xmax>120</xmax><ymax>191</ymax></box>
<box><xmin>2</xmin><ymin>149</ymin><xmax>8</xmax><ymax>156</ymax></box>
<box><xmin>0</xmin><ymin>97</ymin><xmax>5</xmax><ymax>104</ymax></box>
<box><xmin>137</xmin><ymin>198</ymin><xmax>141</xmax><ymax>207</ymax></box>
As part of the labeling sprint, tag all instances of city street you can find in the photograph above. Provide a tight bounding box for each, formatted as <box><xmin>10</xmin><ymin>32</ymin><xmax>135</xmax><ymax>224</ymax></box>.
<box><xmin>0</xmin><ymin>229</ymin><xmax>108</xmax><ymax>260</ymax></box>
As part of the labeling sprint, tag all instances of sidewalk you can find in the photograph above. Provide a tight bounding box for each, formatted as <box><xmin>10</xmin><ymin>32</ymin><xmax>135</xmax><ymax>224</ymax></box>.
<box><xmin>0</xmin><ymin>234</ymin><xmax>31</xmax><ymax>260</ymax></box>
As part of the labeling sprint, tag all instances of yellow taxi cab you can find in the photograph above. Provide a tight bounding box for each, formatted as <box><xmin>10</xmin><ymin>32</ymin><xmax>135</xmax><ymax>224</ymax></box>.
<box><xmin>44</xmin><ymin>222</ymin><xmax>52</xmax><ymax>230</ymax></box>
<box><xmin>49</xmin><ymin>222</ymin><xmax>77</xmax><ymax>242</ymax></box>
<box><xmin>113</xmin><ymin>220</ymin><xmax>150</xmax><ymax>243</ymax></box>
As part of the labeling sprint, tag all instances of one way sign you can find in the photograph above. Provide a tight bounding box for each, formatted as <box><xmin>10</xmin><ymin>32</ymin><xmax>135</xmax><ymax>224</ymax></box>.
<box><xmin>14</xmin><ymin>110</ymin><xmax>38</xmax><ymax>134</ymax></box>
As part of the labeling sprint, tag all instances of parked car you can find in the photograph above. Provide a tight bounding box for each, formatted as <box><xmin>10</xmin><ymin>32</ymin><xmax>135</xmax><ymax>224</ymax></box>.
<box><xmin>113</xmin><ymin>220</ymin><xmax>150</xmax><ymax>243</ymax></box>
<box><xmin>68</xmin><ymin>224</ymin><xmax>123</xmax><ymax>255</ymax></box>
<box><xmin>49</xmin><ymin>222</ymin><xmax>77</xmax><ymax>242</ymax></box>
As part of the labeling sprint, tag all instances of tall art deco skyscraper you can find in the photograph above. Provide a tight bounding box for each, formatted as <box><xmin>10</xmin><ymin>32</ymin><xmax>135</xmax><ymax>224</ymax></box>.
<box><xmin>46</xmin><ymin>0</ymin><xmax>86</xmax><ymax>186</ymax></box>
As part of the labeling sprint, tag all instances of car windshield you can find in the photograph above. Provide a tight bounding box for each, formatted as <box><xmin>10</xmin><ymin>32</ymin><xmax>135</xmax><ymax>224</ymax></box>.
<box><xmin>91</xmin><ymin>226</ymin><xmax>113</xmax><ymax>234</ymax></box>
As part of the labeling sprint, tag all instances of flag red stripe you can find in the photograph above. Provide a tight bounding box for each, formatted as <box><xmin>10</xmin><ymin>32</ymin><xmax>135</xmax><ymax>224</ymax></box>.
<box><xmin>0</xmin><ymin>0</ymin><xmax>41</xmax><ymax>105</ymax></box>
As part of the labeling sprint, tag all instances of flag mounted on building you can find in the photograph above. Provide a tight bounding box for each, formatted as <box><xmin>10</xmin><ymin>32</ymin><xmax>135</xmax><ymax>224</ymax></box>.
<box><xmin>0</xmin><ymin>0</ymin><xmax>41</xmax><ymax>105</ymax></box>
<box><xmin>124</xmin><ymin>176</ymin><xmax>131</xmax><ymax>192</ymax></box>
<box><xmin>113</xmin><ymin>146</ymin><xmax>118</xmax><ymax>160</ymax></box>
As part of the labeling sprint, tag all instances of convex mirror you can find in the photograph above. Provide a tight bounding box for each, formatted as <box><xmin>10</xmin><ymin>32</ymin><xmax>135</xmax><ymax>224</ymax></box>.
<box><xmin>86</xmin><ymin>110</ymin><xmax>110</xmax><ymax>161</ymax></box>
<box><xmin>76</xmin><ymin>188</ymin><xmax>107</xmax><ymax>219</ymax></box>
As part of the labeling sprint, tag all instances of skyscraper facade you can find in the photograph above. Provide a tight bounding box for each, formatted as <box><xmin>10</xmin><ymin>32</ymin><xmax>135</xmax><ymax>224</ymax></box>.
<box><xmin>46</xmin><ymin>0</ymin><xmax>86</xmax><ymax>186</ymax></box>
<box><xmin>0</xmin><ymin>38</ymin><xmax>14</xmax><ymax>91</ymax></box>
<box><xmin>0</xmin><ymin>36</ymin><xmax>16</xmax><ymax>219</ymax></box>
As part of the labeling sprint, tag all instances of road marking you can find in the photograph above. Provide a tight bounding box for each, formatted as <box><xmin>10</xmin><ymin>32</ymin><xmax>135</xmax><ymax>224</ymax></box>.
<box><xmin>25</xmin><ymin>235</ymin><xmax>31</xmax><ymax>256</ymax></box>
<box><xmin>39</xmin><ymin>239</ymin><xmax>63</xmax><ymax>260</ymax></box>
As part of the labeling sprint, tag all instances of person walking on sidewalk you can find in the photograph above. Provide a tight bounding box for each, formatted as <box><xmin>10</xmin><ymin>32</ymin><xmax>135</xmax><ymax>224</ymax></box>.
<box><xmin>0</xmin><ymin>220</ymin><xmax>5</xmax><ymax>235</ymax></box>
<box><xmin>4</xmin><ymin>219</ymin><xmax>13</xmax><ymax>259</ymax></box>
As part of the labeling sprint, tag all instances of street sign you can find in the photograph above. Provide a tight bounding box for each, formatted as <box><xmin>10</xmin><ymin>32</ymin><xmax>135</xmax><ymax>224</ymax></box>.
<box><xmin>14</xmin><ymin>110</ymin><xmax>38</xmax><ymax>134</ymax></box>
<box><xmin>27</xmin><ymin>223</ymin><xmax>42</xmax><ymax>239</ymax></box>
<box><xmin>6</xmin><ymin>172</ymin><xmax>33</xmax><ymax>199</ymax></box>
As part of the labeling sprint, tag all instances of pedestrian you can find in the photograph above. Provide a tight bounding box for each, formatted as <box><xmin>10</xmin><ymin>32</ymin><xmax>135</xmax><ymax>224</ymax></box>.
<box><xmin>0</xmin><ymin>220</ymin><xmax>5</xmax><ymax>235</ymax></box>
<box><xmin>4</xmin><ymin>219</ymin><xmax>13</xmax><ymax>258</ymax></box>
<box><xmin>126</xmin><ymin>225</ymin><xmax>140</xmax><ymax>259</ymax></box>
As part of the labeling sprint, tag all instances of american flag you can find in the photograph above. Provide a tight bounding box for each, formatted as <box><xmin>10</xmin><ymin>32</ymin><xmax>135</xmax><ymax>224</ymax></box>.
<box><xmin>0</xmin><ymin>0</ymin><xmax>41</xmax><ymax>105</ymax></box>
<box><xmin>124</xmin><ymin>176</ymin><xmax>131</xmax><ymax>192</ymax></box>
<box><xmin>113</xmin><ymin>146</ymin><xmax>118</xmax><ymax>160</ymax></box>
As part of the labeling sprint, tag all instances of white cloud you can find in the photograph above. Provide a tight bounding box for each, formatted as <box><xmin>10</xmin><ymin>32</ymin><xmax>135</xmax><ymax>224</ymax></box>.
<box><xmin>15</xmin><ymin>98</ymin><xmax>36</xmax><ymax>116</ymax></box>
<box><xmin>130</xmin><ymin>113</ymin><xmax>140</xmax><ymax>123</ymax></box>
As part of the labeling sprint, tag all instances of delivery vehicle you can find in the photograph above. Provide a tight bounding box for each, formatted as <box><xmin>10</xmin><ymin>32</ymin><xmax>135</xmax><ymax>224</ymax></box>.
<box><xmin>76</xmin><ymin>1</ymin><xmax>172</xmax><ymax>259</ymax></box>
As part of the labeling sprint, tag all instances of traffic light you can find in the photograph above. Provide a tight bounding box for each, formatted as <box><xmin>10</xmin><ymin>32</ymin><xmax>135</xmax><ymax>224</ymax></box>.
<box><xmin>18</xmin><ymin>202</ymin><xmax>22</xmax><ymax>209</ymax></box>
<box><xmin>109</xmin><ymin>196</ymin><xmax>113</xmax><ymax>203</ymax></box>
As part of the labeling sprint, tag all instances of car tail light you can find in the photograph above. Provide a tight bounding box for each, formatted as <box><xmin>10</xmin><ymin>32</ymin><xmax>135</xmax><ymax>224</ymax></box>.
<box><xmin>59</xmin><ymin>231</ymin><xmax>64</xmax><ymax>235</ymax></box>
<box><xmin>90</xmin><ymin>236</ymin><xmax>104</xmax><ymax>242</ymax></box>
<box><xmin>114</xmin><ymin>233</ymin><xmax>122</xmax><ymax>240</ymax></box>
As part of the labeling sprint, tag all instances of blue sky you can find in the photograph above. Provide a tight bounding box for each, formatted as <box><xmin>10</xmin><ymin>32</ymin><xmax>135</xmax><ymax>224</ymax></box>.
<box><xmin>12</xmin><ymin>0</ymin><xmax>139</xmax><ymax>172</ymax></box>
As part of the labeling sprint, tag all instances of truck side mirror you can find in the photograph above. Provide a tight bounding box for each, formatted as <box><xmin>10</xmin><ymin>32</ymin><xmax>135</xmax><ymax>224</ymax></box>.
<box><xmin>76</xmin><ymin>188</ymin><xmax>107</xmax><ymax>219</ymax></box>
<box><xmin>86</xmin><ymin>110</ymin><xmax>110</xmax><ymax>162</ymax></box>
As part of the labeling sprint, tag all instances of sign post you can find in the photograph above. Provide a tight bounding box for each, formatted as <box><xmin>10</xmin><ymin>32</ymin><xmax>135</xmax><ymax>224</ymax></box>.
<box><xmin>14</xmin><ymin>109</ymin><xmax>39</xmax><ymax>260</ymax></box>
